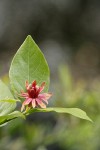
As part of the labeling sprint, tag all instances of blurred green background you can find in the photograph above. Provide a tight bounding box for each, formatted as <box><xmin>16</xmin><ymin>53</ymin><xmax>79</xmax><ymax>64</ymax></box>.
<box><xmin>0</xmin><ymin>1</ymin><xmax>100</xmax><ymax>150</ymax></box>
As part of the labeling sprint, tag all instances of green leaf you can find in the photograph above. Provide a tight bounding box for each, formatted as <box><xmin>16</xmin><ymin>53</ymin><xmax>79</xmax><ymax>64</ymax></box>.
<box><xmin>9</xmin><ymin>35</ymin><xmax>50</xmax><ymax>98</ymax></box>
<box><xmin>0</xmin><ymin>80</ymin><xmax>16</xmax><ymax>116</ymax></box>
<box><xmin>0</xmin><ymin>80</ymin><xmax>13</xmax><ymax>99</ymax></box>
<box><xmin>27</xmin><ymin>107</ymin><xmax>92</xmax><ymax>122</ymax></box>
<box><xmin>0</xmin><ymin>111</ymin><xmax>25</xmax><ymax>127</ymax></box>
<box><xmin>0</xmin><ymin>99</ymin><xmax>17</xmax><ymax>116</ymax></box>
<box><xmin>0</xmin><ymin>99</ymin><xmax>20</xmax><ymax>103</ymax></box>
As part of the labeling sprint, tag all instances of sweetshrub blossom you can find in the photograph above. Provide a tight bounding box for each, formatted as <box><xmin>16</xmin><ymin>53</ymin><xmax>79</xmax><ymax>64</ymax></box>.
<box><xmin>20</xmin><ymin>80</ymin><xmax>52</xmax><ymax>111</ymax></box>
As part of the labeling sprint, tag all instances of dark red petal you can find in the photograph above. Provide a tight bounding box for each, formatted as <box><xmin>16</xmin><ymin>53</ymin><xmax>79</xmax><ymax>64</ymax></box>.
<box><xmin>38</xmin><ymin>82</ymin><xmax>45</xmax><ymax>93</ymax></box>
<box><xmin>32</xmin><ymin>80</ymin><xmax>37</xmax><ymax>87</ymax></box>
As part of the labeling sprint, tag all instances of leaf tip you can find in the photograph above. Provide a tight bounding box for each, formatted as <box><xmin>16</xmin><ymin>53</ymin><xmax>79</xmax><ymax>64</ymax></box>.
<box><xmin>26</xmin><ymin>35</ymin><xmax>33</xmax><ymax>40</ymax></box>
<box><xmin>87</xmin><ymin>117</ymin><xmax>93</xmax><ymax>123</ymax></box>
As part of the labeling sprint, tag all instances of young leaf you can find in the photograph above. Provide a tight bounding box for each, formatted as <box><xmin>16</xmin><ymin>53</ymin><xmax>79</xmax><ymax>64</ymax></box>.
<box><xmin>9</xmin><ymin>35</ymin><xmax>50</xmax><ymax>98</ymax></box>
<box><xmin>0</xmin><ymin>80</ymin><xmax>16</xmax><ymax>116</ymax></box>
<box><xmin>26</xmin><ymin>107</ymin><xmax>92</xmax><ymax>122</ymax></box>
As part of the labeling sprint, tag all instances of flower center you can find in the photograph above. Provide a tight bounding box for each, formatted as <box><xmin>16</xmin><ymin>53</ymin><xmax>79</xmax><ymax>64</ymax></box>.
<box><xmin>28</xmin><ymin>87</ymin><xmax>39</xmax><ymax>98</ymax></box>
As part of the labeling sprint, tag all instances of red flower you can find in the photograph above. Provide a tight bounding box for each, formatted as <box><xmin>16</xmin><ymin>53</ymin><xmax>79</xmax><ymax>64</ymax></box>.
<box><xmin>20</xmin><ymin>80</ymin><xmax>52</xmax><ymax>111</ymax></box>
